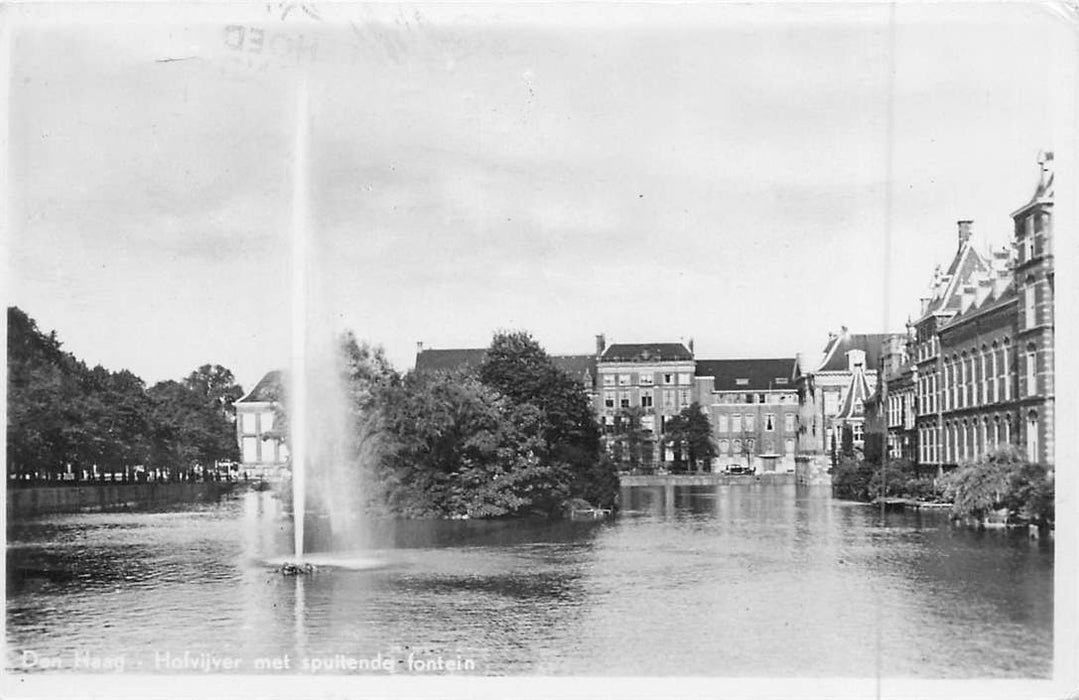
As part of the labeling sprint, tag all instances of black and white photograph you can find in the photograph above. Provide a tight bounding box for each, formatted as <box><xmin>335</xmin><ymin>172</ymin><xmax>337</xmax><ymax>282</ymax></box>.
<box><xmin>3</xmin><ymin>2</ymin><xmax>1076</xmax><ymax>698</ymax></box>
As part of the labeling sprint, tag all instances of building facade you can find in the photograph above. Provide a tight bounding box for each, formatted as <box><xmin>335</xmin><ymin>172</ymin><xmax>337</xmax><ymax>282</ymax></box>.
<box><xmin>903</xmin><ymin>153</ymin><xmax>1055</xmax><ymax>471</ymax></box>
<box><xmin>234</xmin><ymin>370</ymin><xmax>290</xmax><ymax>478</ymax></box>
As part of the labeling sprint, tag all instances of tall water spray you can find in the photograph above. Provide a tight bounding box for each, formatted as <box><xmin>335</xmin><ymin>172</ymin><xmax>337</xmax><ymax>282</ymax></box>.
<box><xmin>290</xmin><ymin>77</ymin><xmax>310</xmax><ymax>562</ymax></box>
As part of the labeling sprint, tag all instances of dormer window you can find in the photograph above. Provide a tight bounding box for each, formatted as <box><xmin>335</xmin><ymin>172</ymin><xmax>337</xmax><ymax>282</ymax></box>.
<box><xmin>735</xmin><ymin>378</ymin><xmax>749</xmax><ymax>386</ymax></box>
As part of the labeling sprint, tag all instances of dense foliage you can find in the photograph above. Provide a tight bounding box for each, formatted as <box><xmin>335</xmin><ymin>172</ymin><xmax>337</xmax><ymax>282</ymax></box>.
<box><xmin>337</xmin><ymin>330</ymin><xmax>616</xmax><ymax>519</ymax></box>
<box><xmin>940</xmin><ymin>446</ymin><xmax>1054</xmax><ymax>526</ymax></box>
<box><xmin>830</xmin><ymin>457</ymin><xmax>937</xmax><ymax>502</ymax></box>
<box><xmin>663</xmin><ymin>402</ymin><xmax>717</xmax><ymax>472</ymax></box>
<box><xmin>7</xmin><ymin>307</ymin><xmax>242</xmax><ymax>480</ymax></box>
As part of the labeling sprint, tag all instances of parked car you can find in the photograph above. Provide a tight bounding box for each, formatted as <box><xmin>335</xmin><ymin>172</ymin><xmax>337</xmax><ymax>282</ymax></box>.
<box><xmin>726</xmin><ymin>464</ymin><xmax>755</xmax><ymax>475</ymax></box>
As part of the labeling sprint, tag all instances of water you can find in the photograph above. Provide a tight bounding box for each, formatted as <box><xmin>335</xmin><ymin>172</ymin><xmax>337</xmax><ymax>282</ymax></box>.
<box><xmin>6</xmin><ymin>484</ymin><xmax>1052</xmax><ymax>677</ymax></box>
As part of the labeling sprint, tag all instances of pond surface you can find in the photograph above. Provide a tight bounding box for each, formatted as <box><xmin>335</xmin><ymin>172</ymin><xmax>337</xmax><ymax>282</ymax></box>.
<box><xmin>6</xmin><ymin>484</ymin><xmax>1053</xmax><ymax>677</ymax></box>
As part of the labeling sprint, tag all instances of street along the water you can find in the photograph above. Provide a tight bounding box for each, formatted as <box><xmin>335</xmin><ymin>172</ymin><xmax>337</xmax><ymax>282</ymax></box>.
<box><xmin>6</xmin><ymin>484</ymin><xmax>1052</xmax><ymax>677</ymax></box>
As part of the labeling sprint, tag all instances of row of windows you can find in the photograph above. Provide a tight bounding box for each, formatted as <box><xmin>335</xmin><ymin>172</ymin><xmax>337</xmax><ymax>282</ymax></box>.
<box><xmin>713</xmin><ymin>392</ymin><xmax>796</xmax><ymax>405</ymax></box>
<box><xmin>919</xmin><ymin>342</ymin><xmax>1041</xmax><ymax>414</ymax></box>
<box><xmin>919</xmin><ymin>412</ymin><xmax>1041</xmax><ymax>464</ymax></box>
<box><xmin>716</xmin><ymin>413</ymin><xmax>796</xmax><ymax>433</ymax></box>
<box><xmin>886</xmin><ymin>392</ymin><xmax>916</xmax><ymax>429</ymax></box>
<box><xmin>603</xmin><ymin>389</ymin><xmax>690</xmax><ymax>409</ymax></box>
<box><xmin>602</xmin><ymin>372</ymin><xmax>693</xmax><ymax>387</ymax></box>
<box><xmin>715</xmin><ymin>438</ymin><xmax>796</xmax><ymax>456</ymax></box>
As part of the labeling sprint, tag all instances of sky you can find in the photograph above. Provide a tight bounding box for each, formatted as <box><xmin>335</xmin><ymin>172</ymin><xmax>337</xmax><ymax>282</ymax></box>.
<box><xmin>5</xmin><ymin>2</ymin><xmax>1076</xmax><ymax>395</ymax></box>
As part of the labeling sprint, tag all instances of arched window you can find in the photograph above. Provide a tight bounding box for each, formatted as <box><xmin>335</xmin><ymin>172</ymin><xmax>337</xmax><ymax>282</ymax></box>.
<box><xmin>992</xmin><ymin>415</ymin><xmax>1000</xmax><ymax>448</ymax></box>
<box><xmin>980</xmin><ymin>345</ymin><xmax>990</xmax><ymax>405</ymax></box>
<box><xmin>1002</xmin><ymin>339</ymin><xmax>1011</xmax><ymax>400</ymax></box>
<box><xmin>980</xmin><ymin>417</ymin><xmax>989</xmax><ymax>459</ymax></box>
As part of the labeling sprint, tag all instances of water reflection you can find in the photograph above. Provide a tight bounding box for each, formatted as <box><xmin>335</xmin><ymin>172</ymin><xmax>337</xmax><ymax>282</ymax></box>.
<box><xmin>7</xmin><ymin>485</ymin><xmax>1052</xmax><ymax>677</ymax></box>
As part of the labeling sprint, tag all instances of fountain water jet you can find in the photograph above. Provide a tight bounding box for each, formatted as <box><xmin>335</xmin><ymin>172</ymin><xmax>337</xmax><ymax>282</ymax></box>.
<box><xmin>277</xmin><ymin>74</ymin><xmax>388</xmax><ymax>574</ymax></box>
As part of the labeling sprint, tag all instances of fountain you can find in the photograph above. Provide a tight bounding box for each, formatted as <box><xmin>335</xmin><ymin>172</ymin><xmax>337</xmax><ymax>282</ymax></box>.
<box><xmin>269</xmin><ymin>75</ymin><xmax>386</xmax><ymax>575</ymax></box>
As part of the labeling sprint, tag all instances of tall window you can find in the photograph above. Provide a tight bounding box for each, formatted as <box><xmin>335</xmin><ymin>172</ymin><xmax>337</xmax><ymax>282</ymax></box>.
<box><xmin>785</xmin><ymin>438</ymin><xmax>794</xmax><ymax>455</ymax></box>
<box><xmin>604</xmin><ymin>391</ymin><xmax>615</xmax><ymax>408</ymax></box>
<box><xmin>718</xmin><ymin>414</ymin><xmax>729</xmax><ymax>433</ymax></box>
<box><xmin>744</xmin><ymin>414</ymin><xmax>755</xmax><ymax>432</ymax></box>
<box><xmin>719</xmin><ymin>439</ymin><xmax>730</xmax><ymax>455</ymax></box>
<box><xmin>956</xmin><ymin>357</ymin><xmax>965</xmax><ymax>408</ymax></box>
<box><xmin>640</xmin><ymin>389</ymin><xmax>653</xmax><ymax>408</ymax></box>
<box><xmin>678</xmin><ymin>373</ymin><xmax>693</xmax><ymax>386</ymax></box>
<box><xmin>980</xmin><ymin>349</ymin><xmax>989</xmax><ymax>405</ymax></box>
<box><xmin>663</xmin><ymin>390</ymin><xmax>675</xmax><ymax>408</ymax></box>
<box><xmin>765</xmin><ymin>413</ymin><xmax>775</xmax><ymax>431</ymax></box>
<box><xmin>1027</xmin><ymin>412</ymin><xmax>1039</xmax><ymax>463</ymax></box>
<box><xmin>731</xmin><ymin>414</ymin><xmax>742</xmax><ymax>432</ymax></box>
<box><xmin>619</xmin><ymin>391</ymin><xmax>630</xmax><ymax>409</ymax></box>
<box><xmin>1002</xmin><ymin>342</ymin><xmax>1011</xmax><ymax>400</ymax></box>
<box><xmin>1024</xmin><ymin>285</ymin><xmax>1036</xmax><ymax>329</ymax></box>
<box><xmin>990</xmin><ymin>345</ymin><xmax>999</xmax><ymax>402</ymax></box>
<box><xmin>784</xmin><ymin>413</ymin><xmax>795</xmax><ymax>432</ymax></box>
<box><xmin>1025</xmin><ymin>348</ymin><xmax>1037</xmax><ymax>396</ymax></box>
<box><xmin>678</xmin><ymin>390</ymin><xmax>691</xmax><ymax>408</ymax></box>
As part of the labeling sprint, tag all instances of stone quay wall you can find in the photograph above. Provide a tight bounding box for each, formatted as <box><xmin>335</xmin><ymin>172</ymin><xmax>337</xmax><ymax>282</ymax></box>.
<box><xmin>6</xmin><ymin>482</ymin><xmax>239</xmax><ymax>520</ymax></box>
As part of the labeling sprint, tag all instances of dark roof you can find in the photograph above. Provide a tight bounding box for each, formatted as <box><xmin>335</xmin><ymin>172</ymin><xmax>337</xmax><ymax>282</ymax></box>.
<box><xmin>414</xmin><ymin>348</ymin><xmax>595</xmax><ymax>385</ymax></box>
<box><xmin>550</xmin><ymin>355</ymin><xmax>597</xmax><ymax>383</ymax></box>
<box><xmin>695</xmin><ymin>358</ymin><xmax>797</xmax><ymax>392</ymax></box>
<box><xmin>237</xmin><ymin>370</ymin><xmax>284</xmax><ymax>403</ymax></box>
<box><xmin>414</xmin><ymin>348</ymin><xmax>487</xmax><ymax>373</ymax></box>
<box><xmin>600</xmin><ymin>343</ymin><xmax>692</xmax><ymax>363</ymax></box>
<box><xmin>815</xmin><ymin>331</ymin><xmax>893</xmax><ymax>373</ymax></box>
<box><xmin>940</xmin><ymin>280</ymin><xmax>1017</xmax><ymax>333</ymax></box>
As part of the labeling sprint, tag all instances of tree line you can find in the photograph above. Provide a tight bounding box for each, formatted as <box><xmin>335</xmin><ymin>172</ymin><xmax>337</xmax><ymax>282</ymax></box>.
<box><xmin>6</xmin><ymin>307</ymin><xmax>243</xmax><ymax>483</ymax></box>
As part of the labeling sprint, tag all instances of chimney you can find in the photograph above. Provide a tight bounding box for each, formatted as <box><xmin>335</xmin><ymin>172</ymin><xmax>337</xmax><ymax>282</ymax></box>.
<box><xmin>688</xmin><ymin>337</ymin><xmax>695</xmax><ymax>354</ymax></box>
<box><xmin>416</xmin><ymin>341</ymin><xmax>424</xmax><ymax>354</ymax></box>
<box><xmin>920</xmin><ymin>297</ymin><xmax>931</xmax><ymax>315</ymax></box>
<box><xmin>595</xmin><ymin>334</ymin><xmax>606</xmax><ymax>356</ymax></box>
<box><xmin>957</xmin><ymin>220</ymin><xmax>973</xmax><ymax>250</ymax></box>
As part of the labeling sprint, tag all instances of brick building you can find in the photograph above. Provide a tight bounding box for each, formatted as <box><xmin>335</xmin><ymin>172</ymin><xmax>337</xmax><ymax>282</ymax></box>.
<box><xmin>879</xmin><ymin>152</ymin><xmax>1055</xmax><ymax>471</ymax></box>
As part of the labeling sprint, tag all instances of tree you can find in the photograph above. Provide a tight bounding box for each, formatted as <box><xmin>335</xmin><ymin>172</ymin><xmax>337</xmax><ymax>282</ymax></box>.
<box><xmin>609</xmin><ymin>406</ymin><xmax>651</xmax><ymax>471</ymax></box>
<box><xmin>662</xmin><ymin>404</ymin><xmax>717</xmax><ymax>473</ymax></box>
<box><xmin>375</xmin><ymin>370</ymin><xmax>562</xmax><ymax>518</ymax></box>
<box><xmin>183</xmin><ymin>364</ymin><xmax>244</xmax><ymax>422</ymax></box>
<box><xmin>478</xmin><ymin>330</ymin><xmax>614</xmax><ymax>509</ymax></box>
<box><xmin>940</xmin><ymin>445</ymin><xmax>1054</xmax><ymax>526</ymax></box>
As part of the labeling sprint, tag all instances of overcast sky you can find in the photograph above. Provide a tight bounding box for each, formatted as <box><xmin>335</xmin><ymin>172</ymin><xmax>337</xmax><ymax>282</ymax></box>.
<box><xmin>6</xmin><ymin>2</ymin><xmax>1075</xmax><ymax>393</ymax></box>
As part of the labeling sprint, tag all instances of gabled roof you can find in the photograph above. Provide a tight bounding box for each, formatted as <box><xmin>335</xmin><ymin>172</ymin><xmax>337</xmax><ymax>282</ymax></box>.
<box><xmin>815</xmin><ymin>331</ymin><xmax>892</xmax><ymax>373</ymax></box>
<box><xmin>695</xmin><ymin>358</ymin><xmax>797</xmax><ymax>392</ymax></box>
<box><xmin>940</xmin><ymin>279</ymin><xmax>1018</xmax><ymax>333</ymax></box>
<box><xmin>916</xmin><ymin>243</ymin><xmax>990</xmax><ymax>322</ymax></box>
<box><xmin>414</xmin><ymin>348</ymin><xmax>487</xmax><ymax>374</ymax></box>
<box><xmin>237</xmin><ymin>370</ymin><xmax>284</xmax><ymax>403</ymax></box>
<box><xmin>600</xmin><ymin>343</ymin><xmax>693</xmax><ymax>363</ymax></box>
<box><xmin>836</xmin><ymin>364</ymin><xmax>872</xmax><ymax>420</ymax></box>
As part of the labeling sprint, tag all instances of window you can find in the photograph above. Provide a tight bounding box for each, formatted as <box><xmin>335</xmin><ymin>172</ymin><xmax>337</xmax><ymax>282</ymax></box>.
<box><xmin>824</xmin><ymin>392</ymin><xmax>839</xmax><ymax>415</ymax></box>
<box><xmin>259</xmin><ymin>438</ymin><xmax>276</xmax><ymax>463</ymax></box>
<box><xmin>1023</xmin><ymin>217</ymin><xmax>1035</xmax><ymax>261</ymax></box>
<box><xmin>785</xmin><ymin>413</ymin><xmax>795</xmax><ymax>432</ymax></box>
<box><xmin>775</xmin><ymin>378</ymin><xmax>789</xmax><ymax>386</ymax></box>
<box><xmin>1025</xmin><ymin>348</ymin><xmax>1037</xmax><ymax>396</ymax></box>
<box><xmin>785</xmin><ymin>438</ymin><xmax>794</xmax><ymax>455</ymax></box>
<box><xmin>619</xmin><ymin>391</ymin><xmax>630</xmax><ymax>409</ymax></box>
<box><xmin>765</xmin><ymin>413</ymin><xmax>775</xmax><ymax>431</ymax></box>
<box><xmin>260</xmin><ymin>412</ymin><xmax>275</xmax><ymax>432</ymax></box>
<box><xmin>618</xmin><ymin>374</ymin><xmax>631</xmax><ymax>386</ymax></box>
<box><xmin>764</xmin><ymin>439</ymin><xmax>774</xmax><ymax>453</ymax></box>
<box><xmin>733</xmin><ymin>439</ymin><xmax>743</xmax><ymax>455</ymax></box>
<box><xmin>1026</xmin><ymin>412</ymin><xmax>1039</xmax><ymax>462</ymax></box>
<box><xmin>1024</xmin><ymin>285</ymin><xmax>1036</xmax><ymax>329</ymax></box>
<box><xmin>663</xmin><ymin>390</ymin><xmax>675</xmax><ymax>408</ymax></box>
<box><xmin>735</xmin><ymin>378</ymin><xmax>749</xmax><ymax>386</ymax></box>
<box><xmin>663</xmin><ymin>373</ymin><xmax>674</xmax><ymax>385</ymax></box>
<box><xmin>602</xmin><ymin>374</ymin><xmax>616</xmax><ymax>387</ymax></box>
<box><xmin>639</xmin><ymin>373</ymin><xmax>654</xmax><ymax>386</ymax></box>
<box><xmin>241</xmin><ymin>412</ymin><xmax>257</xmax><ymax>434</ymax></box>
<box><xmin>242</xmin><ymin>436</ymin><xmax>258</xmax><ymax>462</ymax></box>
<box><xmin>719</xmin><ymin>439</ymin><xmax>730</xmax><ymax>455</ymax></box>
<box><xmin>718</xmin><ymin>414</ymin><xmax>729</xmax><ymax>433</ymax></box>
<box><xmin>678</xmin><ymin>372</ymin><xmax>692</xmax><ymax>386</ymax></box>
<box><xmin>604</xmin><ymin>391</ymin><xmax>615</xmax><ymax>409</ymax></box>
<box><xmin>852</xmin><ymin>423</ymin><xmax>864</xmax><ymax>443</ymax></box>
<box><xmin>678</xmin><ymin>390</ymin><xmax>691</xmax><ymax>407</ymax></box>
<box><xmin>744</xmin><ymin>414</ymin><xmax>755</xmax><ymax>432</ymax></box>
<box><xmin>640</xmin><ymin>389</ymin><xmax>653</xmax><ymax>408</ymax></box>
<box><xmin>732</xmin><ymin>414</ymin><xmax>742</xmax><ymax>432</ymax></box>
